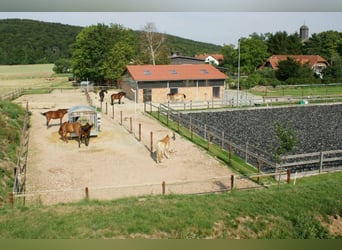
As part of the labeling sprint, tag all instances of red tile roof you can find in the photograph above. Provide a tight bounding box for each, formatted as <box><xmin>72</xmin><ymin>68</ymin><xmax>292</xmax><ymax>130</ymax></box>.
<box><xmin>195</xmin><ymin>54</ymin><xmax>224</xmax><ymax>61</ymax></box>
<box><xmin>125</xmin><ymin>64</ymin><xmax>228</xmax><ymax>82</ymax></box>
<box><xmin>261</xmin><ymin>55</ymin><xmax>328</xmax><ymax>70</ymax></box>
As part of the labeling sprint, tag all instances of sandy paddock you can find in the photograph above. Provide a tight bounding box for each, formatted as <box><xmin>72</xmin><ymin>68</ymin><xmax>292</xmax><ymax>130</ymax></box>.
<box><xmin>14</xmin><ymin>89</ymin><xmax>259</xmax><ymax>205</ymax></box>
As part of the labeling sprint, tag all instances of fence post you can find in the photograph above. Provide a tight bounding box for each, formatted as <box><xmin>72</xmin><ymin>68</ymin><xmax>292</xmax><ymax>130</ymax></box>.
<box><xmin>130</xmin><ymin>117</ymin><xmax>133</xmax><ymax>134</ymax></box>
<box><xmin>138</xmin><ymin>123</ymin><xmax>142</xmax><ymax>141</ymax></box>
<box><xmin>229</xmin><ymin>144</ymin><xmax>232</xmax><ymax>164</ymax></box>
<box><xmin>85</xmin><ymin>187</ymin><xmax>89</xmax><ymax>200</ymax></box>
<box><xmin>190</xmin><ymin>100</ymin><xmax>192</xmax><ymax>110</ymax></box>
<box><xmin>150</xmin><ymin>102</ymin><xmax>152</xmax><ymax>113</ymax></box>
<box><xmin>105</xmin><ymin>102</ymin><xmax>108</xmax><ymax>115</ymax></box>
<box><xmin>120</xmin><ymin>111</ymin><xmax>123</xmax><ymax>125</ymax></box>
<box><xmin>287</xmin><ymin>168</ymin><xmax>291</xmax><ymax>184</ymax></box>
<box><xmin>207</xmin><ymin>131</ymin><xmax>210</xmax><ymax>150</ymax></box>
<box><xmin>177</xmin><ymin>113</ymin><xmax>180</xmax><ymax>132</ymax></box>
<box><xmin>112</xmin><ymin>103</ymin><xmax>115</xmax><ymax>119</ymax></box>
<box><xmin>9</xmin><ymin>192</ymin><xmax>14</xmax><ymax>208</ymax></box>
<box><xmin>158</xmin><ymin>107</ymin><xmax>160</xmax><ymax>120</ymax></box>
<box><xmin>230</xmin><ymin>175</ymin><xmax>235</xmax><ymax>191</ymax></box>
<box><xmin>245</xmin><ymin>141</ymin><xmax>248</xmax><ymax>163</ymax></box>
<box><xmin>150</xmin><ymin>131</ymin><xmax>153</xmax><ymax>152</ymax></box>
<box><xmin>167</xmin><ymin>109</ymin><xmax>169</xmax><ymax>126</ymax></box>
<box><xmin>257</xmin><ymin>158</ymin><xmax>262</xmax><ymax>184</ymax></box>
<box><xmin>162</xmin><ymin>181</ymin><xmax>166</xmax><ymax>195</ymax></box>
<box><xmin>319</xmin><ymin>151</ymin><xmax>324</xmax><ymax>173</ymax></box>
<box><xmin>144</xmin><ymin>102</ymin><xmax>146</xmax><ymax>113</ymax></box>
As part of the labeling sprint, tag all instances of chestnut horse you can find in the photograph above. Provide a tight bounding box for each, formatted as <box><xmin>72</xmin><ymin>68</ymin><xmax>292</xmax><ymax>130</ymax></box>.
<box><xmin>167</xmin><ymin>93</ymin><xmax>186</xmax><ymax>102</ymax></box>
<box><xmin>41</xmin><ymin>108</ymin><xmax>68</xmax><ymax>127</ymax></box>
<box><xmin>155</xmin><ymin>132</ymin><xmax>176</xmax><ymax>163</ymax></box>
<box><xmin>58</xmin><ymin>121</ymin><xmax>93</xmax><ymax>148</ymax></box>
<box><xmin>111</xmin><ymin>91</ymin><xmax>126</xmax><ymax>105</ymax></box>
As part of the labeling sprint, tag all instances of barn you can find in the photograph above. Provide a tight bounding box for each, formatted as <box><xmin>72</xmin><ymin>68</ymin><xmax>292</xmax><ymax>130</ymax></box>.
<box><xmin>120</xmin><ymin>64</ymin><xmax>228</xmax><ymax>103</ymax></box>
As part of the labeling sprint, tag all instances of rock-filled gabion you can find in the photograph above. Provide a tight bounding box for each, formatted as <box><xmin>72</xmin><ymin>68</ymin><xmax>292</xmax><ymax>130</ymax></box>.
<box><xmin>181</xmin><ymin>104</ymin><xmax>342</xmax><ymax>157</ymax></box>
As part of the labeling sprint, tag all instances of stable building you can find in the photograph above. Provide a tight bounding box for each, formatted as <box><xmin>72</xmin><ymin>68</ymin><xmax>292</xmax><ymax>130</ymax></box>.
<box><xmin>120</xmin><ymin>64</ymin><xmax>228</xmax><ymax>103</ymax></box>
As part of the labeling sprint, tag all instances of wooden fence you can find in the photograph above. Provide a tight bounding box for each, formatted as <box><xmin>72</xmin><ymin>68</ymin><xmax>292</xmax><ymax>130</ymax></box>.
<box><xmin>10</xmin><ymin>102</ymin><xmax>30</xmax><ymax>207</ymax></box>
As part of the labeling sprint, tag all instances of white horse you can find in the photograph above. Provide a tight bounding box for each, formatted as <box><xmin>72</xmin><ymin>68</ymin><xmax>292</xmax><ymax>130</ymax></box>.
<box><xmin>167</xmin><ymin>93</ymin><xmax>186</xmax><ymax>102</ymax></box>
<box><xmin>155</xmin><ymin>132</ymin><xmax>176</xmax><ymax>163</ymax></box>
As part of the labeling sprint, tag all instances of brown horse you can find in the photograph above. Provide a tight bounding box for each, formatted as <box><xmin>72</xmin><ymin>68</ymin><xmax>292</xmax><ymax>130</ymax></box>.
<box><xmin>79</xmin><ymin>123</ymin><xmax>93</xmax><ymax>147</ymax></box>
<box><xmin>111</xmin><ymin>91</ymin><xmax>126</xmax><ymax>105</ymax></box>
<box><xmin>41</xmin><ymin>108</ymin><xmax>68</xmax><ymax>127</ymax></box>
<box><xmin>58</xmin><ymin>121</ymin><xmax>91</xmax><ymax>148</ymax></box>
<box><xmin>155</xmin><ymin>132</ymin><xmax>176</xmax><ymax>163</ymax></box>
<box><xmin>99</xmin><ymin>89</ymin><xmax>107</xmax><ymax>102</ymax></box>
<box><xmin>167</xmin><ymin>93</ymin><xmax>186</xmax><ymax>102</ymax></box>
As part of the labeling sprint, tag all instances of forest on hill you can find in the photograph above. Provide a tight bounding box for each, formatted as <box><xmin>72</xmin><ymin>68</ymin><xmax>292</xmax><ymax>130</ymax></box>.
<box><xmin>0</xmin><ymin>19</ymin><xmax>222</xmax><ymax>65</ymax></box>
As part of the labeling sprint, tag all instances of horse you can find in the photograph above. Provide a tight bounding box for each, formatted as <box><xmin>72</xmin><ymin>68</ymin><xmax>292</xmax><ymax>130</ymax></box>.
<box><xmin>41</xmin><ymin>108</ymin><xmax>68</xmax><ymax>127</ymax></box>
<box><xmin>167</xmin><ymin>93</ymin><xmax>186</xmax><ymax>102</ymax></box>
<box><xmin>111</xmin><ymin>91</ymin><xmax>126</xmax><ymax>105</ymax></box>
<box><xmin>58</xmin><ymin>121</ymin><xmax>83</xmax><ymax>148</ymax></box>
<box><xmin>79</xmin><ymin>123</ymin><xmax>93</xmax><ymax>147</ymax></box>
<box><xmin>99</xmin><ymin>89</ymin><xmax>108</xmax><ymax>102</ymax></box>
<box><xmin>155</xmin><ymin>132</ymin><xmax>176</xmax><ymax>163</ymax></box>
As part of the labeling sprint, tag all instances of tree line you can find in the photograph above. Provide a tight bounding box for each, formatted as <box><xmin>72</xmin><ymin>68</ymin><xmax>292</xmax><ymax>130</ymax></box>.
<box><xmin>1</xmin><ymin>19</ymin><xmax>342</xmax><ymax>86</ymax></box>
<box><xmin>221</xmin><ymin>31</ymin><xmax>342</xmax><ymax>87</ymax></box>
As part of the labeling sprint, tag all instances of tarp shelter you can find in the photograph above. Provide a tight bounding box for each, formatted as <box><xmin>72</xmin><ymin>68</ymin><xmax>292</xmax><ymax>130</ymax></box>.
<box><xmin>68</xmin><ymin>105</ymin><xmax>100</xmax><ymax>137</ymax></box>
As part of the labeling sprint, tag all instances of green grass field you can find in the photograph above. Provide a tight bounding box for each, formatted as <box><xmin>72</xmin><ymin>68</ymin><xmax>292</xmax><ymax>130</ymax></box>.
<box><xmin>0</xmin><ymin>172</ymin><xmax>341</xmax><ymax>239</ymax></box>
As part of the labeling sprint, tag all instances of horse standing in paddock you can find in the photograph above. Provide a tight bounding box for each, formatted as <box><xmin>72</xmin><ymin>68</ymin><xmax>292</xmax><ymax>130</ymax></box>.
<box><xmin>155</xmin><ymin>132</ymin><xmax>176</xmax><ymax>163</ymax></box>
<box><xmin>111</xmin><ymin>91</ymin><xmax>126</xmax><ymax>105</ymax></box>
<box><xmin>79</xmin><ymin>123</ymin><xmax>93</xmax><ymax>147</ymax></box>
<box><xmin>167</xmin><ymin>93</ymin><xmax>186</xmax><ymax>102</ymax></box>
<box><xmin>41</xmin><ymin>108</ymin><xmax>68</xmax><ymax>127</ymax></box>
<box><xmin>99</xmin><ymin>89</ymin><xmax>108</xmax><ymax>102</ymax></box>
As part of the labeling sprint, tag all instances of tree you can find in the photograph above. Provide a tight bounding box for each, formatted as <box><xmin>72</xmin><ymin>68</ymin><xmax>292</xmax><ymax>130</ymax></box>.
<box><xmin>303</xmin><ymin>31</ymin><xmax>342</xmax><ymax>64</ymax></box>
<box><xmin>71</xmin><ymin>23</ymin><xmax>136</xmax><ymax>84</ymax></box>
<box><xmin>138</xmin><ymin>22</ymin><xmax>169</xmax><ymax>65</ymax></box>
<box><xmin>266</xmin><ymin>31</ymin><xmax>303</xmax><ymax>55</ymax></box>
<box><xmin>239</xmin><ymin>33</ymin><xmax>270</xmax><ymax>74</ymax></box>
<box><xmin>273</xmin><ymin>122</ymin><xmax>297</xmax><ymax>163</ymax></box>
<box><xmin>53</xmin><ymin>58</ymin><xmax>72</xmax><ymax>74</ymax></box>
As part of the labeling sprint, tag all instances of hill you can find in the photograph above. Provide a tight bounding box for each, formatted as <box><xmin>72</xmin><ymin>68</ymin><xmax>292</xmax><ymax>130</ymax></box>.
<box><xmin>0</xmin><ymin>19</ymin><xmax>222</xmax><ymax>65</ymax></box>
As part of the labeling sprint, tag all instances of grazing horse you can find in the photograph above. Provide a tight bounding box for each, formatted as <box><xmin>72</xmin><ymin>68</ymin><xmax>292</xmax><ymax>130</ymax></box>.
<box><xmin>41</xmin><ymin>108</ymin><xmax>68</xmax><ymax>127</ymax></box>
<box><xmin>111</xmin><ymin>91</ymin><xmax>126</xmax><ymax>105</ymax></box>
<box><xmin>79</xmin><ymin>123</ymin><xmax>93</xmax><ymax>147</ymax></box>
<box><xmin>167</xmin><ymin>93</ymin><xmax>186</xmax><ymax>102</ymax></box>
<box><xmin>155</xmin><ymin>132</ymin><xmax>176</xmax><ymax>163</ymax></box>
<box><xmin>99</xmin><ymin>89</ymin><xmax>108</xmax><ymax>102</ymax></box>
<box><xmin>58</xmin><ymin>121</ymin><xmax>82</xmax><ymax>148</ymax></box>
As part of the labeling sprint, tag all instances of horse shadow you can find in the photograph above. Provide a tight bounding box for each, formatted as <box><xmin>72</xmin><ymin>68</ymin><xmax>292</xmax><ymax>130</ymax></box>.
<box><xmin>213</xmin><ymin>181</ymin><xmax>230</xmax><ymax>192</ymax></box>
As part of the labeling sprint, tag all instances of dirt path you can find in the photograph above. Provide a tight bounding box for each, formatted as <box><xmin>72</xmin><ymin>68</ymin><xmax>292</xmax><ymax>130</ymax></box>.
<box><xmin>14</xmin><ymin>89</ymin><xmax>259</xmax><ymax>205</ymax></box>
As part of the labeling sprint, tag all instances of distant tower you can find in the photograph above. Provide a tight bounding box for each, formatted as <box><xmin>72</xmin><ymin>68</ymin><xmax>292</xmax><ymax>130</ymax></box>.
<box><xmin>300</xmin><ymin>23</ymin><xmax>309</xmax><ymax>42</ymax></box>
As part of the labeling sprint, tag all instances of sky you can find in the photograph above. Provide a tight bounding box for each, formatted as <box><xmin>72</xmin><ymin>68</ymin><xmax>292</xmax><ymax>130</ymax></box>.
<box><xmin>0</xmin><ymin>12</ymin><xmax>342</xmax><ymax>46</ymax></box>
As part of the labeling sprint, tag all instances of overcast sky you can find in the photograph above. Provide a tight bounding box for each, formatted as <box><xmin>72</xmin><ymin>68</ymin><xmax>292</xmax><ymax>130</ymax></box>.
<box><xmin>0</xmin><ymin>12</ymin><xmax>341</xmax><ymax>46</ymax></box>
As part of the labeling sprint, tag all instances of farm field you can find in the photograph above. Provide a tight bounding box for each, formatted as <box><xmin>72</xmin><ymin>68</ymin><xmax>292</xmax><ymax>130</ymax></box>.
<box><xmin>0</xmin><ymin>64</ymin><xmax>68</xmax><ymax>96</ymax></box>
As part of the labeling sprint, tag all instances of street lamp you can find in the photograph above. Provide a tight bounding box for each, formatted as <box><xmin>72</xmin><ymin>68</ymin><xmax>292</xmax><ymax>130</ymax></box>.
<box><xmin>131</xmin><ymin>88</ymin><xmax>137</xmax><ymax>136</ymax></box>
<box><xmin>237</xmin><ymin>38</ymin><xmax>241</xmax><ymax>107</ymax></box>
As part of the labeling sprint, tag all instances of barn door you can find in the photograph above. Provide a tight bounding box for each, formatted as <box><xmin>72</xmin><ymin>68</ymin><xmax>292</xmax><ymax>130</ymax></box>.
<box><xmin>143</xmin><ymin>88</ymin><xmax>152</xmax><ymax>102</ymax></box>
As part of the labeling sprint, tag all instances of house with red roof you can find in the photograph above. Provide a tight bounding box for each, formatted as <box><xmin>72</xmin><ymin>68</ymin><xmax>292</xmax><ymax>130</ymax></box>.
<box><xmin>195</xmin><ymin>54</ymin><xmax>224</xmax><ymax>66</ymax></box>
<box><xmin>259</xmin><ymin>55</ymin><xmax>328</xmax><ymax>77</ymax></box>
<box><xmin>121</xmin><ymin>64</ymin><xmax>228</xmax><ymax>103</ymax></box>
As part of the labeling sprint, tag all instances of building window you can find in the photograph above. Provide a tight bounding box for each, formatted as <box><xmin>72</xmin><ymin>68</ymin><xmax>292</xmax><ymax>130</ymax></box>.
<box><xmin>213</xmin><ymin>86</ymin><xmax>220</xmax><ymax>98</ymax></box>
<box><xmin>143</xmin><ymin>70</ymin><xmax>151</xmax><ymax>75</ymax></box>
<box><xmin>170</xmin><ymin>88</ymin><xmax>178</xmax><ymax>94</ymax></box>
